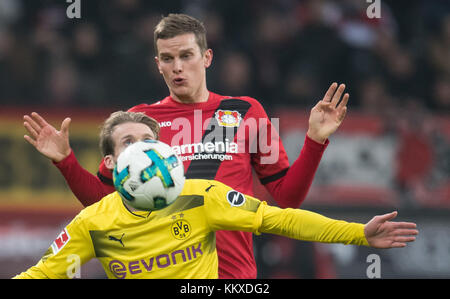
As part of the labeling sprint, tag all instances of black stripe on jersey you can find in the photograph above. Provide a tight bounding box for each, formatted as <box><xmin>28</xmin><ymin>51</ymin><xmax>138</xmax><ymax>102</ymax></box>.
<box><xmin>97</xmin><ymin>171</ymin><xmax>114</xmax><ymax>186</ymax></box>
<box><xmin>154</xmin><ymin>195</ymin><xmax>204</xmax><ymax>219</ymax></box>
<box><xmin>185</xmin><ymin>99</ymin><xmax>252</xmax><ymax>180</ymax></box>
<box><xmin>259</xmin><ymin>167</ymin><xmax>289</xmax><ymax>185</ymax></box>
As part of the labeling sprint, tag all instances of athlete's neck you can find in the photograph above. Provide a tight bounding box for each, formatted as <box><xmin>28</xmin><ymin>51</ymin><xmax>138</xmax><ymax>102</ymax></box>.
<box><xmin>122</xmin><ymin>199</ymin><xmax>139</xmax><ymax>212</ymax></box>
<box><xmin>170</xmin><ymin>89</ymin><xmax>210</xmax><ymax>104</ymax></box>
<box><xmin>122</xmin><ymin>199</ymin><xmax>152</xmax><ymax>217</ymax></box>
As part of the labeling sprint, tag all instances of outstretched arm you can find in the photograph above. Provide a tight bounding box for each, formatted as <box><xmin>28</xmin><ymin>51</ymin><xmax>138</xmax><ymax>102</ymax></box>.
<box><xmin>204</xmin><ymin>182</ymin><xmax>417</xmax><ymax>249</ymax></box>
<box><xmin>259</xmin><ymin>205</ymin><xmax>418</xmax><ymax>249</ymax></box>
<box><xmin>264</xmin><ymin>83</ymin><xmax>348</xmax><ymax>208</ymax></box>
<box><xmin>23</xmin><ymin>112</ymin><xmax>113</xmax><ymax>207</ymax></box>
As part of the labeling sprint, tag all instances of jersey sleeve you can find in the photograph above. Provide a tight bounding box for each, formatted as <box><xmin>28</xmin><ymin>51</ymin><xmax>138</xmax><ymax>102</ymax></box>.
<box><xmin>13</xmin><ymin>213</ymin><xmax>95</xmax><ymax>279</ymax></box>
<box><xmin>59</xmin><ymin>103</ymin><xmax>153</xmax><ymax>207</ymax></box>
<box><xmin>203</xmin><ymin>181</ymin><xmax>265</xmax><ymax>234</ymax></box>
<box><xmin>263</xmin><ymin>135</ymin><xmax>328</xmax><ymax>208</ymax></box>
<box><xmin>259</xmin><ymin>205</ymin><xmax>369</xmax><ymax>246</ymax></box>
<box><xmin>54</xmin><ymin>150</ymin><xmax>115</xmax><ymax>207</ymax></box>
<box><xmin>246</xmin><ymin>98</ymin><xmax>328</xmax><ymax>209</ymax></box>
<box><xmin>203</xmin><ymin>180</ymin><xmax>368</xmax><ymax>246</ymax></box>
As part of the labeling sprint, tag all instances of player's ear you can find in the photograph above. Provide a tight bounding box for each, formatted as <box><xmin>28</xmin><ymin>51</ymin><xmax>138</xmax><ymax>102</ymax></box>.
<box><xmin>204</xmin><ymin>49</ymin><xmax>213</xmax><ymax>68</ymax></box>
<box><xmin>155</xmin><ymin>56</ymin><xmax>163</xmax><ymax>74</ymax></box>
<box><xmin>104</xmin><ymin>154</ymin><xmax>116</xmax><ymax>170</ymax></box>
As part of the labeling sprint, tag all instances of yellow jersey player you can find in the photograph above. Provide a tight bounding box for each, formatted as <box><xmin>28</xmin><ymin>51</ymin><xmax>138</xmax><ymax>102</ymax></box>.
<box><xmin>14</xmin><ymin>111</ymin><xmax>418</xmax><ymax>279</ymax></box>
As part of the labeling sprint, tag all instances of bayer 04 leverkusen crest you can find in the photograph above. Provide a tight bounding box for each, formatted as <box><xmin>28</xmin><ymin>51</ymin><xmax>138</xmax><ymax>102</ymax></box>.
<box><xmin>215</xmin><ymin>110</ymin><xmax>242</xmax><ymax>127</ymax></box>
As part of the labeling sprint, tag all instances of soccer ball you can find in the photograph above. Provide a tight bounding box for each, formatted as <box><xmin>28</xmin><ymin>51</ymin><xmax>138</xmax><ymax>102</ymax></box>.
<box><xmin>113</xmin><ymin>140</ymin><xmax>185</xmax><ymax>211</ymax></box>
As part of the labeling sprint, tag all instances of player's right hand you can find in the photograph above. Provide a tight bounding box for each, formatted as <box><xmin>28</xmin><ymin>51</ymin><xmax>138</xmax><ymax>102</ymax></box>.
<box><xmin>23</xmin><ymin>112</ymin><xmax>72</xmax><ymax>163</ymax></box>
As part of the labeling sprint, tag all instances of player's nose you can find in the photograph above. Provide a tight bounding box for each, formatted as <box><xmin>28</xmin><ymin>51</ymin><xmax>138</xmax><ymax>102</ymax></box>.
<box><xmin>173</xmin><ymin>58</ymin><xmax>183</xmax><ymax>74</ymax></box>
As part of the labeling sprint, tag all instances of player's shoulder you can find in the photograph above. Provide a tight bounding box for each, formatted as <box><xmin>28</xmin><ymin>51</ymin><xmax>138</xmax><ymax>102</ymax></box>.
<box><xmin>128</xmin><ymin>103</ymin><xmax>157</xmax><ymax>113</ymax></box>
<box><xmin>75</xmin><ymin>192</ymin><xmax>120</xmax><ymax>224</ymax></box>
<box><xmin>128</xmin><ymin>97</ymin><xmax>171</xmax><ymax>112</ymax></box>
<box><xmin>128</xmin><ymin>103</ymin><xmax>150</xmax><ymax>112</ymax></box>
<box><xmin>182</xmin><ymin>179</ymin><xmax>216</xmax><ymax>193</ymax></box>
<box><xmin>217</xmin><ymin>94</ymin><xmax>268</xmax><ymax>116</ymax></box>
<box><xmin>181</xmin><ymin>179</ymin><xmax>259</xmax><ymax>212</ymax></box>
<box><xmin>180</xmin><ymin>179</ymin><xmax>229</xmax><ymax>196</ymax></box>
<box><xmin>218</xmin><ymin>94</ymin><xmax>261</xmax><ymax>106</ymax></box>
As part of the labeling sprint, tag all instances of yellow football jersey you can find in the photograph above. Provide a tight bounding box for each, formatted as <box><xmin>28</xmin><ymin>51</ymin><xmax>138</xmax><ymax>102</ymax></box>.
<box><xmin>14</xmin><ymin>179</ymin><xmax>368</xmax><ymax>279</ymax></box>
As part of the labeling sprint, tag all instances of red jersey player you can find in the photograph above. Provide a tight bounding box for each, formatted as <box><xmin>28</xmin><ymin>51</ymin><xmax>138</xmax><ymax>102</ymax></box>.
<box><xmin>23</xmin><ymin>14</ymin><xmax>350</xmax><ymax>279</ymax></box>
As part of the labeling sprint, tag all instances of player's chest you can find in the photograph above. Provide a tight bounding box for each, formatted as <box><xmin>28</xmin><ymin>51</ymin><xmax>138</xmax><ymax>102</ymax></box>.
<box><xmin>93</xmin><ymin>211</ymin><xmax>212</xmax><ymax>278</ymax></box>
<box><xmin>150</xmin><ymin>99</ymin><xmax>254</xmax><ymax>144</ymax></box>
<box><xmin>147</xmin><ymin>103</ymin><xmax>256</xmax><ymax>180</ymax></box>
<box><xmin>91</xmin><ymin>210</ymin><xmax>209</xmax><ymax>257</ymax></box>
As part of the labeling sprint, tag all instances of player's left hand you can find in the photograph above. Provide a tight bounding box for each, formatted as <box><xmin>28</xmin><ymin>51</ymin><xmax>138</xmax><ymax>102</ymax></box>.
<box><xmin>364</xmin><ymin>211</ymin><xmax>418</xmax><ymax>249</ymax></box>
<box><xmin>307</xmin><ymin>82</ymin><xmax>349</xmax><ymax>144</ymax></box>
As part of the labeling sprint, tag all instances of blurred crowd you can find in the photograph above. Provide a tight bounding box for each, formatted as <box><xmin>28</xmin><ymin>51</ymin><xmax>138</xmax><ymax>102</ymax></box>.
<box><xmin>0</xmin><ymin>0</ymin><xmax>449</xmax><ymax>113</ymax></box>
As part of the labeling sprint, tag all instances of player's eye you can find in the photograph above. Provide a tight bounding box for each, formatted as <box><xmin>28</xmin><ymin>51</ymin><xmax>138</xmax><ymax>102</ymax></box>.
<box><xmin>123</xmin><ymin>139</ymin><xmax>133</xmax><ymax>146</ymax></box>
<box><xmin>181</xmin><ymin>53</ymin><xmax>192</xmax><ymax>59</ymax></box>
<box><xmin>161</xmin><ymin>56</ymin><xmax>172</xmax><ymax>62</ymax></box>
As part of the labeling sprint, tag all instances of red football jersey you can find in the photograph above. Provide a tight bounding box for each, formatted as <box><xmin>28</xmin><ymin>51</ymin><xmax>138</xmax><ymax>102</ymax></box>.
<box><xmin>135</xmin><ymin>92</ymin><xmax>289</xmax><ymax>278</ymax></box>
<box><xmin>56</xmin><ymin>91</ymin><xmax>328</xmax><ymax>279</ymax></box>
<box><xmin>130</xmin><ymin>92</ymin><xmax>290</xmax><ymax>197</ymax></box>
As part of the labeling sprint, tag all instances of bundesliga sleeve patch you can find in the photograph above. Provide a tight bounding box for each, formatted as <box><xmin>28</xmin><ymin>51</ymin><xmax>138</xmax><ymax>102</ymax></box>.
<box><xmin>51</xmin><ymin>228</ymin><xmax>71</xmax><ymax>254</ymax></box>
<box><xmin>226</xmin><ymin>190</ymin><xmax>246</xmax><ymax>207</ymax></box>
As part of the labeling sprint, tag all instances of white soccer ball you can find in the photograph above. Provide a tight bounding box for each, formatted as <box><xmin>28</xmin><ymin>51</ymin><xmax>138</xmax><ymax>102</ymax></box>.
<box><xmin>113</xmin><ymin>140</ymin><xmax>185</xmax><ymax>211</ymax></box>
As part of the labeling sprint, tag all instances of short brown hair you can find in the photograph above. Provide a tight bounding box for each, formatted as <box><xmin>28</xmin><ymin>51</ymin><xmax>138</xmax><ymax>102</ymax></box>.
<box><xmin>154</xmin><ymin>13</ymin><xmax>208</xmax><ymax>54</ymax></box>
<box><xmin>99</xmin><ymin>111</ymin><xmax>160</xmax><ymax>156</ymax></box>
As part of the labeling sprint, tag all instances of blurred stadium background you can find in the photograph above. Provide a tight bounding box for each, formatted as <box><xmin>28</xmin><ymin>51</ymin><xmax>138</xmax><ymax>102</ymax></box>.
<box><xmin>0</xmin><ymin>0</ymin><xmax>449</xmax><ymax>278</ymax></box>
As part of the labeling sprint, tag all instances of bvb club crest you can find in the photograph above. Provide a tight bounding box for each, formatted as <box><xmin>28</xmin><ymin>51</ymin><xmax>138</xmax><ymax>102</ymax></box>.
<box><xmin>171</xmin><ymin>217</ymin><xmax>192</xmax><ymax>240</ymax></box>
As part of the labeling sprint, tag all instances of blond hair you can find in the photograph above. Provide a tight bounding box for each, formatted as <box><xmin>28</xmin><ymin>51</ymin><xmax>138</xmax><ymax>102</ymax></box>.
<box><xmin>99</xmin><ymin>111</ymin><xmax>160</xmax><ymax>156</ymax></box>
